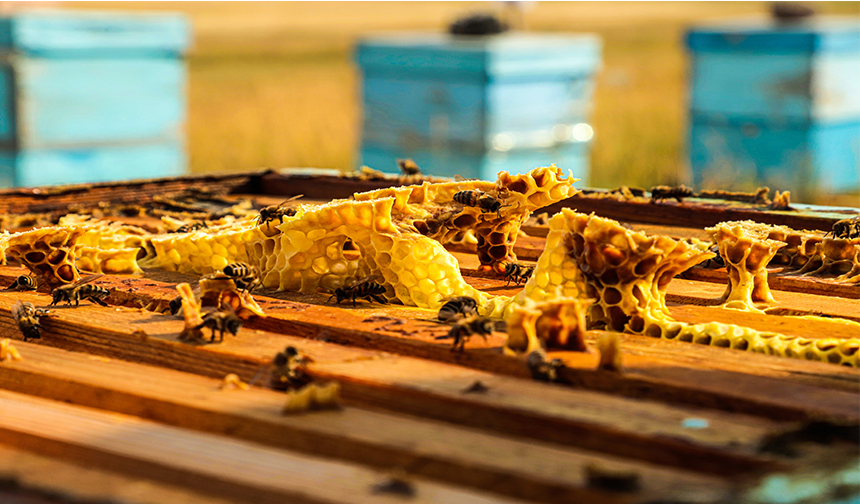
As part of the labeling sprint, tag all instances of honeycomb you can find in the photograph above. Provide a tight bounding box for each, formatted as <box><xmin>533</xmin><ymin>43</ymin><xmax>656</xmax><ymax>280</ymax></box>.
<box><xmin>706</xmin><ymin>221</ymin><xmax>786</xmax><ymax>311</ymax></box>
<box><xmin>504</xmin><ymin>297</ymin><xmax>589</xmax><ymax>355</ymax></box>
<box><xmin>520</xmin><ymin>209</ymin><xmax>858</xmax><ymax>366</ymax></box>
<box><xmin>69</xmin><ymin>219</ymin><xmax>155</xmax><ymax>274</ymax></box>
<box><xmin>563</xmin><ymin>210</ymin><xmax>714</xmax><ymax>331</ymax></box>
<box><xmin>352</xmin><ymin>165</ymin><xmax>579</xmax><ymax>272</ymax></box>
<box><xmin>3</xmin><ymin>226</ymin><xmax>86</xmax><ymax>285</ymax></box>
<box><xmin>0</xmin><ymin>231</ymin><xmax>9</xmax><ymax>265</ymax></box>
<box><xmin>0</xmin><ymin>338</ymin><xmax>22</xmax><ymax>362</ymax></box>
<box><xmin>246</xmin><ymin>195</ymin><xmax>510</xmax><ymax>315</ymax></box>
<box><xmin>148</xmin><ymin>219</ymin><xmax>263</xmax><ymax>275</ymax></box>
<box><xmin>796</xmin><ymin>238</ymin><xmax>860</xmax><ymax>283</ymax></box>
<box><xmin>763</xmin><ymin>225</ymin><xmax>823</xmax><ymax>269</ymax></box>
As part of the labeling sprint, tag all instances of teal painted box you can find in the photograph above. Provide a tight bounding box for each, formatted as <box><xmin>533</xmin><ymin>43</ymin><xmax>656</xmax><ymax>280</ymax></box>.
<box><xmin>0</xmin><ymin>10</ymin><xmax>191</xmax><ymax>188</ymax></box>
<box><xmin>355</xmin><ymin>33</ymin><xmax>601</xmax><ymax>183</ymax></box>
<box><xmin>686</xmin><ymin>18</ymin><xmax>860</xmax><ymax>199</ymax></box>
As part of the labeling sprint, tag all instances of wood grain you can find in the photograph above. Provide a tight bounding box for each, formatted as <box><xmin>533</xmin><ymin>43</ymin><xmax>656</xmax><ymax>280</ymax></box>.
<box><xmin>0</xmin><ymin>342</ymin><xmax>741</xmax><ymax>502</ymax></box>
<box><xmin>0</xmin><ymin>390</ymin><xmax>529</xmax><ymax>504</ymax></box>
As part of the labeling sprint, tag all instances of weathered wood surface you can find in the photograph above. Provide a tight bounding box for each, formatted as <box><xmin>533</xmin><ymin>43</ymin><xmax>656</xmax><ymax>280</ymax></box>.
<box><xmin>0</xmin><ymin>341</ymin><xmax>742</xmax><ymax>503</ymax></box>
<box><xmin>0</xmin><ymin>444</ymin><xmax>239</xmax><ymax>504</ymax></box>
<box><xmin>1</xmin><ymin>268</ymin><xmax>857</xmax><ymax>427</ymax></box>
<box><xmin>0</xmin><ymin>390</ymin><xmax>531</xmax><ymax>504</ymax></box>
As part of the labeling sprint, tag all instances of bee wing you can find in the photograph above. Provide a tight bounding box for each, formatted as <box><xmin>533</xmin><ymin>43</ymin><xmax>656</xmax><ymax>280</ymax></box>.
<box><xmin>349</xmin><ymin>274</ymin><xmax>382</xmax><ymax>288</ymax></box>
<box><xmin>73</xmin><ymin>274</ymin><xmax>104</xmax><ymax>287</ymax></box>
<box><xmin>277</xmin><ymin>194</ymin><xmax>304</xmax><ymax>207</ymax></box>
<box><xmin>11</xmin><ymin>300</ymin><xmax>26</xmax><ymax>322</ymax></box>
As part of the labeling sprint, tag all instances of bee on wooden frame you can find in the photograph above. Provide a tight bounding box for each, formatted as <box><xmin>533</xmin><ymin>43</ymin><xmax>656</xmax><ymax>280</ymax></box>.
<box><xmin>649</xmin><ymin>185</ymin><xmax>695</xmax><ymax>204</ymax></box>
<box><xmin>250</xmin><ymin>346</ymin><xmax>313</xmax><ymax>391</ymax></box>
<box><xmin>328</xmin><ymin>275</ymin><xmax>388</xmax><ymax>306</ymax></box>
<box><xmin>12</xmin><ymin>300</ymin><xmax>50</xmax><ymax>342</ymax></box>
<box><xmin>396</xmin><ymin>158</ymin><xmax>422</xmax><ymax>176</ymax></box>
<box><xmin>435</xmin><ymin>315</ymin><xmax>495</xmax><ymax>352</ymax></box>
<box><xmin>3</xmin><ymin>275</ymin><xmax>37</xmax><ymax>292</ymax></box>
<box><xmin>195</xmin><ymin>309</ymin><xmax>242</xmax><ymax>343</ymax></box>
<box><xmin>257</xmin><ymin>194</ymin><xmax>304</xmax><ymax>228</ymax></box>
<box><xmin>50</xmin><ymin>274</ymin><xmax>109</xmax><ymax>307</ymax></box>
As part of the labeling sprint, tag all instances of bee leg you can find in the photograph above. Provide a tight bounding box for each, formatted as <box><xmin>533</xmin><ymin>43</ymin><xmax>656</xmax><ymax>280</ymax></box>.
<box><xmin>352</xmin><ymin>294</ymin><xmax>357</xmax><ymax>307</ymax></box>
<box><xmin>371</xmin><ymin>294</ymin><xmax>387</xmax><ymax>304</ymax></box>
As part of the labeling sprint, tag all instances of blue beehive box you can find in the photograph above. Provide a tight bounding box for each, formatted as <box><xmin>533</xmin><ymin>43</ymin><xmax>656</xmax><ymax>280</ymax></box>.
<box><xmin>356</xmin><ymin>33</ymin><xmax>601</xmax><ymax>183</ymax></box>
<box><xmin>686</xmin><ymin>18</ymin><xmax>860</xmax><ymax>199</ymax></box>
<box><xmin>0</xmin><ymin>10</ymin><xmax>191</xmax><ymax>188</ymax></box>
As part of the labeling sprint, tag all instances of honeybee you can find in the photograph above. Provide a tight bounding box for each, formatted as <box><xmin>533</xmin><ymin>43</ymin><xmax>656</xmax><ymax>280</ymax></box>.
<box><xmin>697</xmin><ymin>243</ymin><xmax>725</xmax><ymax>268</ymax></box>
<box><xmin>174</xmin><ymin>221</ymin><xmax>208</xmax><ymax>234</ymax></box>
<box><xmin>222</xmin><ymin>262</ymin><xmax>261</xmax><ymax>293</ymax></box>
<box><xmin>195</xmin><ymin>310</ymin><xmax>242</xmax><ymax>342</ymax></box>
<box><xmin>328</xmin><ymin>275</ymin><xmax>388</xmax><ymax>306</ymax></box>
<box><xmin>12</xmin><ymin>300</ymin><xmax>50</xmax><ymax>342</ymax></box>
<box><xmin>50</xmin><ymin>275</ymin><xmax>109</xmax><ymax>307</ymax></box>
<box><xmin>168</xmin><ymin>295</ymin><xmax>183</xmax><ymax>315</ymax></box>
<box><xmin>251</xmin><ymin>346</ymin><xmax>313</xmax><ymax>391</ymax></box>
<box><xmin>397</xmin><ymin>158</ymin><xmax>422</xmax><ymax>176</ymax></box>
<box><xmin>437</xmin><ymin>296</ymin><xmax>478</xmax><ymax>322</ymax></box>
<box><xmin>503</xmin><ymin>262</ymin><xmax>534</xmax><ymax>286</ymax></box>
<box><xmin>435</xmin><ymin>315</ymin><xmax>495</xmax><ymax>351</ymax></box>
<box><xmin>453</xmin><ymin>190</ymin><xmax>507</xmax><ymax>217</ymax></box>
<box><xmin>649</xmin><ymin>185</ymin><xmax>695</xmax><ymax>204</ymax></box>
<box><xmin>825</xmin><ymin>215</ymin><xmax>860</xmax><ymax>240</ymax></box>
<box><xmin>257</xmin><ymin>194</ymin><xmax>303</xmax><ymax>227</ymax></box>
<box><xmin>3</xmin><ymin>275</ymin><xmax>37</xmax><ymax>291</ymax></box>
<box><xmin>526</xmin><ymin>350</ymin><xmax>565</xmax><ymax>382</ymax></box>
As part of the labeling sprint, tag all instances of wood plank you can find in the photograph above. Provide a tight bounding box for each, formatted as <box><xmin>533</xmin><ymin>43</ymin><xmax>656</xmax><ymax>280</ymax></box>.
<box><xmin>540</xmin><ymin>195</ymin><xmax>853</xmax><ymax>232</ymax></box>
<box><xmin>0</xmin><ymin>342</ymin><xmax>740</xmax><ymax>502</ymax></box>
<box><xmin>0</xmin><ymin>444</ymin><xmax>238</xmax><ymax>504</ymax></box>
<box><xmin>0</xmin><ymin>390</ymin><xmax>530</xmax><ymax>504</ymax></box>
<box><xmin>1</xmin><ymin>280</ymin><xmax>857</xmax><ymax>428</ymax></box>
<box><xmin>0</xmin><ymin>295</ymin><xmax>799</xmax><ymax>476</ymax></box>
<box><xmin>677</xmin><ymin>265</ymin><xmax>860</xmax><ymax>300</ymax></box>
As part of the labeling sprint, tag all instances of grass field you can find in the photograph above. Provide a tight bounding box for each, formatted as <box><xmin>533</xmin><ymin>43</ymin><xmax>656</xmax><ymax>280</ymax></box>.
<box><xmin>72</xmin><ymin>1</ymin><xmax>859</xmax><ymax>200</ymax></box>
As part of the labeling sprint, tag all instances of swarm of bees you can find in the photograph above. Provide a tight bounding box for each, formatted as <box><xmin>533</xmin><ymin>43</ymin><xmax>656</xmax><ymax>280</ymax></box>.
<box><xmin>257</xmin><ymin>194</ymin><xmax>303</xmax><ymax>228</ymax></box>
<box><xmin>453</xmin><ymin>190</ymin><xmax>507</xmax><ymax>217</ymax></box>
<box><xmin>328</xmin><ymin>275</ymin><xmax>388</xmax><ymax>306</ymax></box>
<box><xmin>649</xmin><ymin>185</ymin><xmax>695</xmax><ymax>204</ymax></box>
<box><xmin>826</xmin><ymin>215</ymin><xmax>860</xmax><ymax>240</ymax></box>
<box><xmin>503</xmin><ymin>262</ymin><xmax>535</xmax><ymax>286</ymax></box>
<box><xmin>12</xmin><ymin>300</ymin><xmax>50</xmax><ymax>342</ymax></box>
<box><xmin>194</xmin><ymin>309</ymin><xmax>242</xmax><ymax>343</ymax></box>
<box><xmin>435</xmin><ymin>315</ymin><xmax>495</xmax><ymax>352</ymax></box>
<box><xmin>50</xmin><ymin>275</ymin><xmax>110</xmax><ymax>307</ymax></box>
<box><xmin>222</xmin><ymin>262</ymin><xmax>261</xmax><ymax>293</ymax></box>
<box><xmin>437</xmin><ymin>296</ymin><xmax>478</xmax><ymax>322</ymax></box>
<box><xmin>3</xmin><ymin>275</ymin><xmax>37</xmax><ymax>291</ymax></box>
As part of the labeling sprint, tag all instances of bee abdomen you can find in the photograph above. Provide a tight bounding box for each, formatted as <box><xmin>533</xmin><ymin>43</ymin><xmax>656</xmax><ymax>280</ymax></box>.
<box><xmin>453</xmin><ymin>190</ymin><xmax>477</xmax><ymax>206</ymax></box>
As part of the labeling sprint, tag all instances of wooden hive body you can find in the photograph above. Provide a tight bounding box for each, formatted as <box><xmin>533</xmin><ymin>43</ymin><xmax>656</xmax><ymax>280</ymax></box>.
<box><xmin>0</xmin><ymin>10</ymin><xmax>191</xmax><ymax>188</ymax></box>
<box><xmin>356</xmin><ymin>33</ymin><xmax>601</xmax><ymax>182</ymax></box>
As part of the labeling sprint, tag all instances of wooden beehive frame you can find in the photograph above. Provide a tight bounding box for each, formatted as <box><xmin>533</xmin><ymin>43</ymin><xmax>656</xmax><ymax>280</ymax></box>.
<box><xmin>0</xmin><ymin>171</ymin><xmax>858</xmax><ymax>504</ymax></box>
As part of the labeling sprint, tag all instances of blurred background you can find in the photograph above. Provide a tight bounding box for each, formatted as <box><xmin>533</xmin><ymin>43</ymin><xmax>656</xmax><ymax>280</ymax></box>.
<box><xmin>3</xmin><ymin>1</ymin><xmax>859</xmax><ymax>204</ymax></box>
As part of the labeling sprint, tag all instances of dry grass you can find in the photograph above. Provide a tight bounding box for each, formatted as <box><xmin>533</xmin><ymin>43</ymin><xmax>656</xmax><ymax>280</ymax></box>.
<box><xmin>69</xmin><ymin>1</ymin><xmax>860</xmax><ymax>200</ymax></box>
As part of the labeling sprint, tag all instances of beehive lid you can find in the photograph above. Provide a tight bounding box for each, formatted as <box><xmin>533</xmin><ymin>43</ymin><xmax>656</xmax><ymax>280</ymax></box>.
<box><xmin>687</xmin><ymin>16</ymin><xmax>860</xmax><ymax>53</ymax></box>
<box><xmin>0</xmin><ymin>10</ymin><xmax>191</xmax><ymax>56</ymax></box>
<box><xmin>356</xmin><ymin>33</ymin><xmax>601</xmax><ymax>78</ymax></box>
